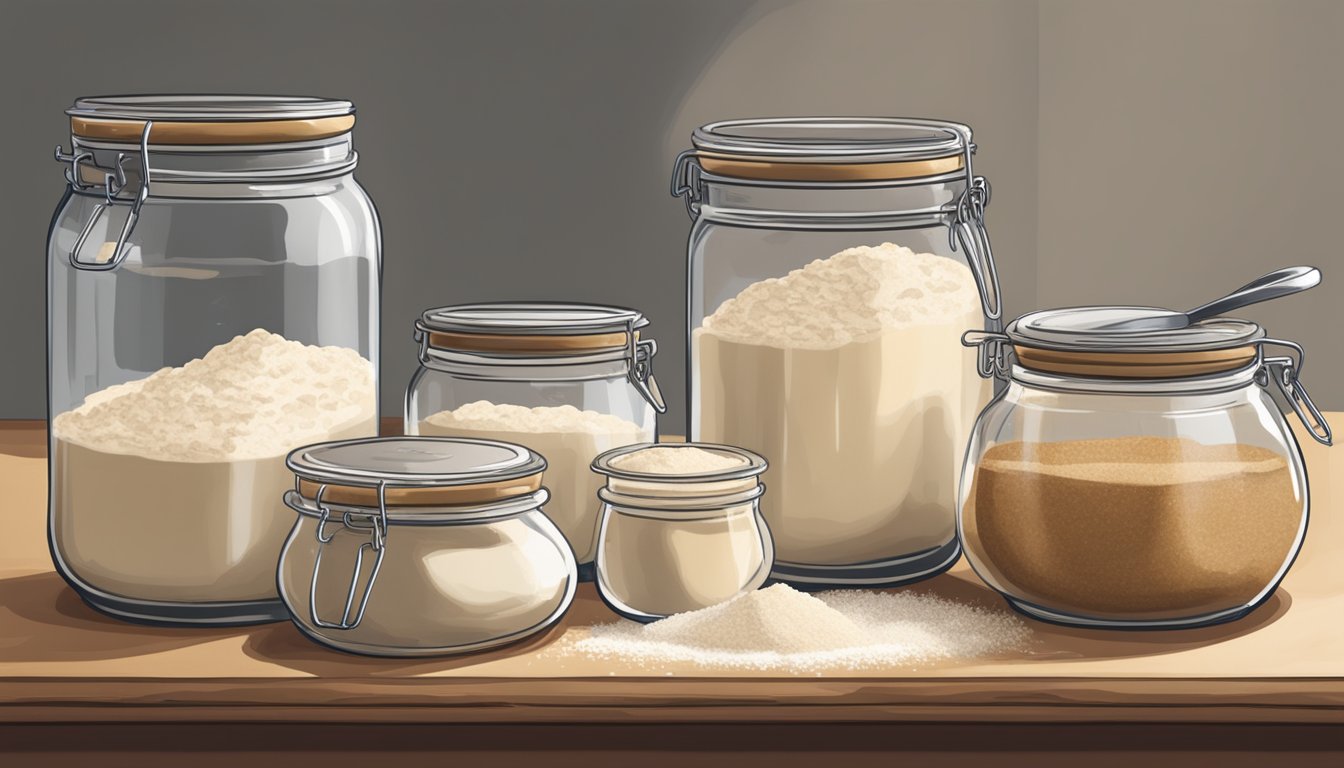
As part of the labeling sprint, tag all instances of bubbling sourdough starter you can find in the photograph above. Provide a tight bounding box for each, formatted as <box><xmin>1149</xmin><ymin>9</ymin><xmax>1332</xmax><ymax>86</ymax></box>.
<box><xmin>419</xmin><ymin>402</ymin><xmax>650</xmax><ymax>563</ymax></box>
<box><xmin>51</xmin><ymin>330</ymin><xmax>377</xmax><ymax>603</ymax></box>
<box><xmin>694</xmin><ymin>243</ymin><xmax>988</xmax><ymax>568</ymax></box>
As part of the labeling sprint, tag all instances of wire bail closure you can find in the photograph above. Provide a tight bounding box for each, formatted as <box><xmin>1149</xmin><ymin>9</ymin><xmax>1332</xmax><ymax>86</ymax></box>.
<box><xmin>962</xmin><ymin>330</ymin><xmax>1013</xmax><ymax>381</ymax></box>
<box><xmin>1256</xmin><ymin>339</ymin><xmax>1333</xmax><ymax>446</ymax></box>
<box><xmin>55</xmin><ymin>120</ymin><xmax>153</xmax><ymax>272</ymax></box>
<box><xmin>625</xmin><ymin>315</ymin><xmax>667</xmax><ymax>413</ymax></box>
<box><xmin>306</xmin><ymin>480</ymin><xmax>389</xmax><ymax>630</ymax></box>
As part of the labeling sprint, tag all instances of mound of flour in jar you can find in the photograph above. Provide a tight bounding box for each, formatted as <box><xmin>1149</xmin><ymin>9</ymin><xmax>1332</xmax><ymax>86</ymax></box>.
<box><xmin>568</xmin><ymin>583</ymin><xmax>1030</xmax><ymax>672</ymax></box>
<box><xmin>51</xmin><ymin>330</ymin><xmax>377</xmax><ymax>603</ymax></box>
<box><xmin>418</xmin><ymin>402</ymin><xmax>649</xmax><ymax>564</ymax></box>
<box><xmin>694</xmin><ymin>243</ymin><xmax>990</xmax><ymax>571</ymax></box>
<box><xmin>611</xmin><ymin>445</ymin><xmax>745</xmax><ymax>474</ymax></box>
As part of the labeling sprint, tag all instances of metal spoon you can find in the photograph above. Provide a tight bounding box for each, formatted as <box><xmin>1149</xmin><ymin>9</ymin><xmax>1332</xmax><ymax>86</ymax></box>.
<box><xmin>1100</xmin><ymin>266</ymin><xmax>1321</xmax><ymax>332</ymax></box>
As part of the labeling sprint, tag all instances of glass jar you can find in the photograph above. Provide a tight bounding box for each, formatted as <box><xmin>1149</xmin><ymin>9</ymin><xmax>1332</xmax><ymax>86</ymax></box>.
<box><xmin>405</xmin><ymin>303</ymin><xmax>666</xmax><ymax>579</ymax></box>
<box><xmin>279</xmin><ymin>437</ymin><xmax>576</xmax><ymax>656</ymax></box>
<box><xmin>591</xmin><ymin>443</ymin><xmax>772</xmax><ymax>622</ymax></box>
<box><xmin>671</xmin><ymin>117</ymin><xmax>1001</xmax><ymax>589</ymax></box>
<box><xmin>47</xmin><ymin>95</ymin><xmax>381</xmax><ymax>625</ymax></box>
<box><xmin>960</xmin><ymin>307</ymin><xmax>1332</xmax><ymax>629</ymax></box>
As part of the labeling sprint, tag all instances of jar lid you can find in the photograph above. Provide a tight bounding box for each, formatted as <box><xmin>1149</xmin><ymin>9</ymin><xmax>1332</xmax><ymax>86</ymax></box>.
<box><xmin>418</xmin><ymin>302</ymin><xmax>649</xmax><ymax>354</ymax></box>
<box><xmin>287</xmin><ymin>437</ymin><xmax>546</xmax><ymax>508</ymax></box>
<box><xmin>1006</xmin><ymin>307</ymin><xmax>1265</xmax><ymax>378</ymax></box>
<box><xmin>592</xmin><ymin>443</ymin><xmax>768</xmax><ymax>511</ymax></box>
<box><xmin>68</xmin><ymin>95</ymin><xmax>356</xmax><ymax>145</ymax></box>
<box><xmin>689</xmin><ymin>117</ymin><xmax>970</xmax><ymax>181</ymax></box>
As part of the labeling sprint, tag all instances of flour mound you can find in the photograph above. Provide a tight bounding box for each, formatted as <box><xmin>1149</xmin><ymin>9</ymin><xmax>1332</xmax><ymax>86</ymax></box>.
<box><xmin>52</xmin><ymin>329</ymin><xmax>375</xmax><ymax>461</ymax></box>
<box><xmin>701</xmin><ymin>242</ymin><xmax>981</xmax><ymax>349</ymax></box>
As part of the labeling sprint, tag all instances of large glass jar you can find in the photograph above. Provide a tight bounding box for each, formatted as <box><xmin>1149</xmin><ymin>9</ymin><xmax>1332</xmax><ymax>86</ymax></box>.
<box><xmin>47</xmin><ymin>95</ymin><xmax>381</xmax><ymax>625</ymax></box>
<box><xmin>960</xmin><ymin>307</ymin><xmax>1332</xmax><ymax>629</ymax></box>
<box><xmin>405</xmin><ymin>303</ymin><xmax>666</xmax><ymax>579</ymax></box>
<box><xmin>671</xmin><ymin>117</ymin><xmax>1001</xmax><ymax>589</ymax></box>
<box><xmin>279</xmin><ymin>437</ymin><xmax>576</xmax><ymax>657</ymax></box>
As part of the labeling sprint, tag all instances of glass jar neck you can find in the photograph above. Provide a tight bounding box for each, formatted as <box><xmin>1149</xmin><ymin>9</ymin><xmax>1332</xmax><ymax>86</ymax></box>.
<box><xmin>420</xmin><ymin>349</ymin><xmax>633</xmax><ymax>383</ymax></box>
<box><xmin>598</xmin><ymin>481</ymin><xmax>764</xmax><ymax>520</ymax></box>
<box><xmin>67</xmin><ymin>133</ymin><xmax>358</xmax><ymax>198</ymax></box>
<box><xmin>1008</xmin><ymin>360</ymin><xmax>1262</xmax><ymax>396</ymax></box>
<box><xmin>697</xmin><ymin>171</ymin><xmax>966</xmax><ymax>228</ymax></box>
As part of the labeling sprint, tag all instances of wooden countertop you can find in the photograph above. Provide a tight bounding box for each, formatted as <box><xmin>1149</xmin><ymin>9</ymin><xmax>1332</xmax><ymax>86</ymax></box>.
<box><xmin>3</xmin><ymin>418</ymin><xmax>1343</xmax><ymax>728</ymax></box>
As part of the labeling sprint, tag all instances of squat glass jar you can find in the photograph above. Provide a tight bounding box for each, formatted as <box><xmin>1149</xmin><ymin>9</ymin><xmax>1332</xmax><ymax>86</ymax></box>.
<box><xmin>47</xmin><ymin>95</ymin><xmax>381</xmax><ymax>625</ymax></box>
<box><xmin>671</xmin><ymin>117</ymin><xmax>1001</xmax><ymax>589</ymax></box>
<box><xmin>960</xmin><ymin>307</ymin><xmax>1332</xmax><ymax>629</ymax></box>
<box><xmin>405</xmin><ymin>303</ymin><xmax>666</xmax><ymax>579</ymax></box>
<box><xmin>279</xmin><ymin>437</ymin><xmax>577</xmax><ymax>656</ymax></box>
<box><xmin>591</xmin><ymin>443</ymin><xmax>772</xmax><ymax>622</ymax></box>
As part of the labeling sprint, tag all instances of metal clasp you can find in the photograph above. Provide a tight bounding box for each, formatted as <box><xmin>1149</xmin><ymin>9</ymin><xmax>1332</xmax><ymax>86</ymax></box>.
<box><xmin>308</xmin><ymin>481</ymin><xmax>389</xmax><ymax>630</ymax></box>
<box><xmin>948</xmin><ymin>135</ymin><xmax>1002</xmax><ymax>328</ymax></box>
<box><xmin>626</xmin><ymin>317</ymin><xmax>667</xmax><ymax>413</ymax></box>
<box><xmin>962</xmin><ymin>330</ymin><xmax>1012</xmax><ymax>381</ymax></box>
<box><xmin>1256</xmin><ymin>339</ymin><xmax>1332</xmax><ymax>446</ymax></box>
<box><xmin>54</xmin><ymin>120</ymin><xmax>153</xmax><ymax>271</ymax></box>
<box><xmin>670</xmin><ymin>149</ymin><xmax>703</xmax><ymax>219</ymax></box>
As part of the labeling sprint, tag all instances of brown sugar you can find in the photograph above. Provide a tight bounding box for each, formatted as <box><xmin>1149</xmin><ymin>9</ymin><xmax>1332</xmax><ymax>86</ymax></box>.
<box><xmin>963</xmin><ymin>436</ymin><xmax>1304</xmax><ymax>620</ymax></box>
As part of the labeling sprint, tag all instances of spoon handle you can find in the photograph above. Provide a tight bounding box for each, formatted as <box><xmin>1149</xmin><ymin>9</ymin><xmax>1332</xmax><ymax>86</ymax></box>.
<box><xmin>1185</xmin><ymin>266</ymin><xmax>1321</xmax><ymax>323</ymax></box>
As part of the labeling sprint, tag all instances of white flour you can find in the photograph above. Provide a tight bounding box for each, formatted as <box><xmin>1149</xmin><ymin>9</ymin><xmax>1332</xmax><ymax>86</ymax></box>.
<box><xmin>611</xmin><ymin>445</ymin><xmax>746</xmax><ymax>474</ymax></box>
<box><xmin>694</xmin><ymin>243</ymin><xmax>990</xmax><ymax>569</ymax></box>
<box><xmin>419</xmin><ymin>402</ymin><xmax>649</xmax><ymax>563</ymax></box>
<box><xmin>51</xmin><ymin>330</ymin><xmax>377</xmax><ymax>603</ymax></box>
<box><xmin>570</xmin><ymin>583</ymin><xmax>1030</xmax><ymax>672</ymax></box>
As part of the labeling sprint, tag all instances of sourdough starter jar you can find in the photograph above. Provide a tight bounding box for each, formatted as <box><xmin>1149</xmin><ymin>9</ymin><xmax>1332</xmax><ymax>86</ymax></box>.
<box><xmin>279</xmin><ymin>437</ymin><xmax>577</xmax><ymax>656</ymax></box>
<box><xmin>405</xmin><ymin>303</ymin><xmax>665</xmax><ymax>579</ymax></box>
<box><xmin>591</xmin><ymin>443</ymin><xmax>772</xmax><ymax>622</ymax></box>
<box><xmin>47</xmin><ymin>95</ymin><xmax>381</xmax><ymax>625</ymax></box>
<box><xmin>671</xmin><ymin>117</ymin><xmax>1001</xmax><ymax>588</ymax></box>
<box><xmin>960</xmin><ymin>308</ymin><xmax>1332</xmax><ymax>629</ymax></box>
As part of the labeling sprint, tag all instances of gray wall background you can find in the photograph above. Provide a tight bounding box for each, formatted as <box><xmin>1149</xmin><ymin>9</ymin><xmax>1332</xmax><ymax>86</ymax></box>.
<box><xmin>1</xmin><ymin>0</ymin><xmax>1339</xmax><ymax>425</ymax></box>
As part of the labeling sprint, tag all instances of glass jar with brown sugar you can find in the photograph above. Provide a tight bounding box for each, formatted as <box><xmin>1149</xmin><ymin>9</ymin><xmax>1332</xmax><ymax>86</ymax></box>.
<box><xmin>960</xmin><ymin>306</ymin><xmax>1332</xmax><ymax>629</ymax></box>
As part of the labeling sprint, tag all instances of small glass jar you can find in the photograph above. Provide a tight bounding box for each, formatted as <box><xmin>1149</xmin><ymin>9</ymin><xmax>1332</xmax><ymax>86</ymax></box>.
<box><xmin>48</xmin><ymin>95</ymin><xmax>380</xmax><ymax>625</ymax></box>
<box><xmin>960</xmin><ymin>307</ymin><xmax>1332</xmax><ymax>629</ymax></box>
<box><xmin>278</xmin><ymin>436</ymin><xmax>577</xmax><ymax>656</ymax></box>
<box><xmin>671</xmin><ymin>117</ymin><xmax>1001</xmax><ymax>589</ymax></box>
<box><xmin>405</xmin><ymin>303</ymin><xmax>666</xmax><ymax>579</ymax></box>
<box><xmin>590</xmin><ymin>443</ymin><xmax>772</xmax><ymax>622</ymax></box>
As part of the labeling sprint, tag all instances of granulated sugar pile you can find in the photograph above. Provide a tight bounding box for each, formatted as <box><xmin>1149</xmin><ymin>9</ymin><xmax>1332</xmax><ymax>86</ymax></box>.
<box><xmin>569</xmin><ymin>584</ymin><xmax>1031</xmax><ymax>672</ymax></box>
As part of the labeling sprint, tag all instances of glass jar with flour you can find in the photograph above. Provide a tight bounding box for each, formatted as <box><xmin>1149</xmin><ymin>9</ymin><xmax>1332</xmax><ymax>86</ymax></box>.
<box><xmin>47</xmin><ymin>95</ymin><xmax>380</xmax><ymax>625</ymax></box>
<box><xmin>591</xmin><ymin>443</ymin><xmax>772</xmax><ymax>622</ymax></box>
<box><xmin>405</xmin><ymin>303</ymin><xmax>666</xmax><ymax>580</ymax></box>
<box><xmin>671</xmin><ymin>118</ymin><xmax>1001</xmax><ymax>588</ymax></box>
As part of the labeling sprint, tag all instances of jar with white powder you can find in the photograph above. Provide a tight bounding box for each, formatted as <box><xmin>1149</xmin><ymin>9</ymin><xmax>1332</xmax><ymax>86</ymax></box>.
<box><xmin>279</xmin><ymin>437</ymin><xmax>576</xmax><ymax>656</ymax></box>
<box><xmin>406</xmin><ymin>303</ymin><xmax>665</xmax><ymax>580</ymax></box>
<box><xmin>671</xmin><ymin>118</ymin><xmax>1001</xmax><ymax>588</ymax></box>
<box><xmin>591</xmin><ymin>443</ymin><xmax>772</xmax><ymax>622</ymax></box>
<box><xmin>47</xmin><ymin>96</ymin><xmax>380</xmax><ymax>625</ymax></box>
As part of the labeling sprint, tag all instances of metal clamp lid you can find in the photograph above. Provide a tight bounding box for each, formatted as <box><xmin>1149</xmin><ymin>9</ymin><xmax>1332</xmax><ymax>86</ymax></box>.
<box><xmin>54</xmin><ymin>120</ymin><xmax>152</xmax><ymax>271</ymax></box>
<box><xmin>305</xmin><ymin>481</ymin><xmax>388</xmax><ymax>630</ymax></box>
<box><xmin>1256</xmin><ymin>339</ymin><xmax>1332</xmax><ymax>446</ymax></box>
<box><xmin>414</xmin><ymin>303</ymin><xmax>666</xmax><ymax>413</ymax></box>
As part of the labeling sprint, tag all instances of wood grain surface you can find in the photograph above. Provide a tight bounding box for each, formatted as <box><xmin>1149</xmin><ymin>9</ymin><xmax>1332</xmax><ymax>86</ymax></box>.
<box><xmin>2</xmin><ymin>418</ymin><xmax>1342</xmax><ymax>727</ymax></box>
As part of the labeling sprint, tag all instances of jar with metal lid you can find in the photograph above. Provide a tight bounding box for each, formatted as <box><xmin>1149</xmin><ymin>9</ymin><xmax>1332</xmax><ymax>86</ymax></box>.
<box><xmin>48</xmin><ymin>95</ymin><xmax>381</xmax><ymax>625</ymax></box>
<box><xmin>960</xmin><ymin>307</ymin><xmax>1332</xmax><ymax>629</ymax></box>
<box><xmin>278</xmin><ymin>436</ymin><xmax>577</xmax><ymax>656</ymax></box>
<box><xmin>671</xmin><ymin>117</ymin><xmax>1001</xmax><ymax>589</ymax></box>
<box><xmin>591</xmin><ymin>443</ymin><xmax>772</xmax><ymax>622</ymax></box>
<box><xmin>405</xmin><ymin>302</ymin><xmax>666</xmax><ymax>580</ymax></box>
